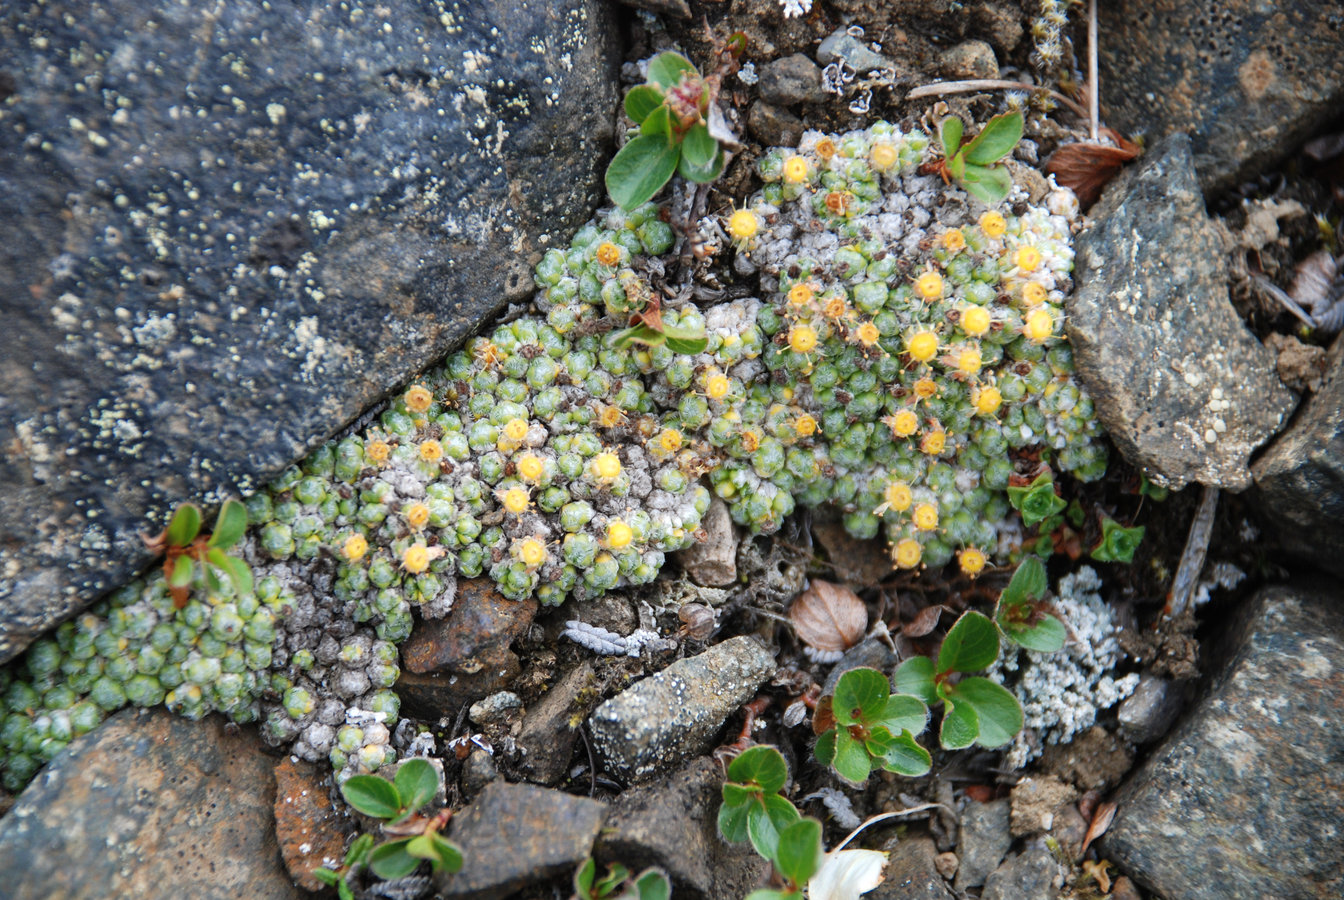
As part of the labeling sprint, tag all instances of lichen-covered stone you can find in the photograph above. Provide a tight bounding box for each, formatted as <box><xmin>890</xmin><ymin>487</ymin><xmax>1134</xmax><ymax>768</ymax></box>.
<box><xmin>1101</xmin><ymin>582</ymin><xmax>1344</xmax><ymax>900</ymax></box>
<box><xmin>1069</xmin><ymin>134</ymin><xmax>1296</xmax><ymax>490</ymax></box>
<box><xmin>1096</xmin><ymin>1</ymin><xmax>1344</xmax><ymax>194</ymax></box>
<box><xmin>0</xmin><ymin>0</ymin><xmax>620</xmax><ymax>663</ymax></box>
<box><xmin>0</xmin><ymin>708</ymin><xmax>299</xmax><ymax>900</ymax></box>
<box><xmin>274</xmin><ymin>755</ymin><xmax>354</xmax><ymax>892</ymax></box>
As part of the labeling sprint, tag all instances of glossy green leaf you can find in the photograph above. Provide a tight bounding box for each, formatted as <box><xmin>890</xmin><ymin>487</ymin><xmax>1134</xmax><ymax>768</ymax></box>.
<box><xmin>727</xmin><ymin>744</ymin><xmax>789</xmax><ymax>793</ymax></box>
<box><xmin>868</xmin><ymin>726</ymin><xmax>933</xmax><ymax>777</ymax></box>
<box><xmin>962</xmin><ymin>111</ymin><xmax>1024</xmax><ymax>166</ymax></box>
<box><xmin>1091</xmin><ymin>517</ymin><xmax>1146</xmax><ymax>564</ymax></box>
<box><xmin>744</xmin><ymin>890</ymin><xmax>795</xmax><ymax>900</ymax></box>
<box><xmin>166</xmin><ymin>503</ymin><xmax>202</xmax><ymax>547</ymax></box>
<box><xmin>610</xmin><ymin>323</ymin><xmax>667</xmax><ymax>350</ymax></box>
<box><xmin>222</xmin><ymin>555</ymin><xmax>254</xmax><ymax>599</ymax></box>
<box><xmin>681</xmin><ymin>123</ymin><xmax>717</xmax><ymax>168</ymax></box>
<box><xmin>369</xmin><ymin>837</ymin><xmax>420</xmax><ymax>880</ymax></box>
<box><xmin>168</xmin><ymin>555</ymin><xmax>195</xmax><ymax>589</ymax></box>
<box><xmin>939</xmin><ymin>696</ymin><xmax>979</xmax><ymax>750</ymax></box>
<box><xmin>647</xmin><ymin>51</ymin><xmax>697</xmax><ymax>90</ymax></box>
<box><xmin>203</xmin><ymin>564</ymin><xmax>223</xmax><ymax>594</ymax></box>
<box><xmin>662</xmin><ymin>326</ymin><xmax>709</xmax><ymax>355</ymax></box>
<box><xmin>1007</xmin><ymin>472</ymin><xmax>1067</xmax><ymax>528</ymax></box>
<box><xmin>958</xmin><ymin>163</ymin><xmax>1014</xmax><ymax>205</ymax></box>
<box><xmin>405</xmin><ymin>833</ymin><xmax>437</xmax><ymax>862</ymax></box>
<box><xmin>939</xmin><ymin>116</ymin><xmax>964</xmax><ymax>159</ymax></box>
<box><xmin>430</xmin><ymin>833</ymin><xmax>464</xmax><ymax>872</ymax></box>
<box><xmin>718</xmin><ymin>791</ymin><xmax>752</xmax><ymax>844</ymax></box>
<box><xmin>830</xmin><ymin>728</ymin><xmax>872</xmax><ymax>784</ymax></box>
<box><xmin>944</xmin><ymin>677</ymin><xmax>1023</xmax><ymax>748</ymax></box>
<box><xmin>625</xmin><ymin>85</ymin><xmax>664</xmax><ymax>124</ymax></box>
<box><xmin>344</xmin><ymin>832</ymin><xmax>375</xmax><ymax>867</ymax></box>
<box><xmin>813</xmin><ymin>729</ymin><xmax>837</xmax><ymax>766</ymax></box>
<box><xmin>574</xmin><ymin>857</ymin><xmax>597</xmax><ymax>898</ymax></box>
<box><xmin>875</xmin><ymin>693</ymin><xmax>929</xmax><ymax>737</ymax></box>
<box><xmin>893</xmin><ymin>656</ymin><xmax>937</xmax><ymax>706</ymax></box>
<box><xmin>1002</xmin><ymin>613</ymin><xmax>1067</xmax><ymax>653</ymax></box>
<box><xmin>1000</xmin><ymin>557</ymin><xmax>1047</xmax><ymax>608</ymax></box>
<box><xmin>937</xmin><ymin>611</ymin><xmax>1001</xmax><ymax>675</ymax></box>
<box><xmin>677</xmin><ymin>146</ymin><xmax>725</xmax><ymax>184</ymax></box>
<box><xmin>641</xmin><ymin>104</ymin><xmax>674</xmax><ymax>139</ymax></box>
<box><xmin>595</xmin><ymin>862</ymin><xmax>630</xmax><ymax>898</ymax></box>
<box><xmin>832</xmin><ymin>667</ymin><xmax>889</xmax><ymax>726</ymax></box>
<box><xmin>394</xmin><ymin>759</ymin><xmax>439</xmax><ymax>815</ymax></box>
<box><xmin>774</xmin><ymin>818</ymin><xmax>824</xmax><ymax>888</ymax></box>
<box><xmin>606</xmin><ymin>134</ymin><xmax>681</xmax><ymax>211</ymax></box>
<box><xmin>747</xmin><ymin>792</ymin><xmax>803</xmax><ymax>861</ymax></box>
<box><xmin>207</xmin><ymin>499</ymin><xmax>248</xmax><ymax>549</ymax></box>
<box><xmin>634</xmin><ymin>867</ymin><xmax>672</xmax><ymax>900</ymax></box>
<box><xmin>340</xmin><ymin>774</ymin><xmax>401</xmax><ymax>820</ymax></box>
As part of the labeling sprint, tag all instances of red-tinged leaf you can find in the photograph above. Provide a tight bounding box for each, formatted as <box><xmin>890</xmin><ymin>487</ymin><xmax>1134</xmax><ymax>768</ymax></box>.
<box><xmin>1043</xmin><ymin>138</ymin><xmax>1141</xmax><ymax>210</ymax></box>
<box><xmin>903</xmin><ymin>605</ymin><xmax>944</xmax><ymax>638</ymax></box>
<box><xmin>170</xmin><ymin>583</ymin><xmax>191</xmax><ymax>610</ymax></box>
<box><xmin>811</xmin><ymin>695</ymin><xmax>835</xmax><ymax>736</ymax></box>
<box><xmin>790</xmin><ymin>580</ymin><xmax>868</xmax><ymax>653</ymax></box>
<box><xmin>1079</xmin><ymin>801</ymin><xmax>1117</xmax><ymax>857</ymax></box>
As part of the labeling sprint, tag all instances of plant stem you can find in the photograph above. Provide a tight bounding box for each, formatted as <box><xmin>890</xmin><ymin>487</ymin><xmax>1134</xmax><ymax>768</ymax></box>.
<box><xmin>907</xmin><ymin>80</ymin><xmax>1089</xmax><ymax>120</ymax></box>
<box><xmin>1088</xmin><ymin>0</ymin><xmax>1099</xmax><ymax>141</ymax></box>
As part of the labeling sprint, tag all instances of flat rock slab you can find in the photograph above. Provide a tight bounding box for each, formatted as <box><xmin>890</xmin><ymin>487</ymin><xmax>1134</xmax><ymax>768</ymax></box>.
<box><xmin>0</xmin><ymin>0</ymin><xmax>618</xmax><ymax>663</ymax></box>
<box><xmin>0</xmin><ymin>707</ymin><xmax>300</xmax><ymax>899</ymax></box>
<box><xmin>589</xmin><ymin>636</ymin><xmax>776</xmax><ymax>781</ymax></box>
<box><xmin>1097</xmin><ymin>1</ymin><xmax>1344</xmax><ymax>194</ymax></box>
<box><xmin>1251</xmin><ymin>336</ymin><xmax>1344</xmax><ymax>577</ymax></box>
<box><xmin>400</xmin><ymin>578</ymin><xmax>537</xmax><ymax>675</ymax></box>
<box><xmin>437</xmin><ymin>781</ymin><xmax>606</xmax><ymax>900</ymax></box>
<box><xmin>869</xmin><ymin>836</ymin><xmax>954</xmax><ymax>900</ymax></box>
<box><xmin>273</xmin><ymin>755</ymin><xmax>353</xmax><ymax>892</ymax></box>
<box><xmin>1069</xmin><ymin>134</ymin><xmax>1295</xmax><ymax>491</ymax></box>
<box><xmin>1101</xmin><ymin>583</ymin><xmax>1344</xmax><ymax>900</ymax></box>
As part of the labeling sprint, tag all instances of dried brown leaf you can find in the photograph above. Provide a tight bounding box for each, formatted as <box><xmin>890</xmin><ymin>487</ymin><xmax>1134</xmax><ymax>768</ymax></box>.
<box><xmin>1290</xmin><ymin>249</ymin><xmax>1339</xmax><ymax>316</ymax></box>
<box><xmin>790</xmin><ymin>579</ymin><xmax>867</xmax><ymax>653</ymax></box>
<box><xmin>1043</xmin><ymin>131</ymin><xmax>1140</xmax><ymax>210</ymax></box>
<box><xmin>1080</xmin><ymin>801</ymin><xmax>1117</xmax><ymax>857</ymax></box>
<box><xmin>812</xmin><ymin>694</ymin><xmax>836</xmax><ymax>736</ymax></box>
<box><xmin>902</xmin><ymin>604</ymin><xmax>945</xmax><ymax>638</ymax></box>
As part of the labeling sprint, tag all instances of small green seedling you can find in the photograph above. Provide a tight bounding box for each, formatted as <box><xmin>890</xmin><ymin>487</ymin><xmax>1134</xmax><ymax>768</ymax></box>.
<box><xmin>1007</xmin><ymin>470</ymin><xmax>1068</xmax><ymax>530</ymax></box>
<box><xmin>1137</xmin><ymin>474</ymin><xmax>1169</xmax><ymax>502</ymax></box>
<box><xmin>574</xmin><ymin>857</ymin><xmax>671</xmax><ymax>900</ymax></box>
<box><xmin>813</xmin><ymin>667</ymin><xmax>932</xmax><ymax>784</ymax></box>
<box><xmin>895</xmin><ymin>611</ymin><xmax>1024</xmax><ymax>751</ymax></box>
<box><xmin>314</xmin><ymin>759</ymin><xmax>463</xmax><ymax>898</ymax></box>
<box><xmin>718</xmin><ymin>745</ymin><xmax>802</xmax><ymax>861</ymax></box>
<box><xmin>1090</xmin><ymin>516</ymin><xmax>1145</xmax><ymax>564</ymax></box>
<box><xmin>994</xmin><ymin>557</ymin><xmax>1067</xmax><ymax>653</ymax></box>
<box><xmin>607</xmin><ymin>51</ymin><xmax>728</xmax><ymax>211</ymax></box>
<box><xmin>923</xmin><ymin>111</ymin><xmax>1024</xmax><ymax>205</ymax></box>
<box><xmin>744</xmin><ymin>817</ymin><xmax>824</xmax><ymax>900</ymax></box>
<box><xmin>607</xmin><ymin>303</ymin><xmax>709</xmax><ymax>356</ymax></box>
<box><xmin>141</xmin><ymin>499</ymin><xmax>251</xmax><ymax>608</ymax></box>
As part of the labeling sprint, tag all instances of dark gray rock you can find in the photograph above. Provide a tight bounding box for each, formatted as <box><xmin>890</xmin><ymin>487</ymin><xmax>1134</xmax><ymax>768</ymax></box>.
<box><xmin>439</xmin><ymin>781</ymin><xmax>606</xmax><ymax>900</ymax></box>
<box><xmin>597</xmin><ymin>757</ymin><xmax>770</xmax><ymax>900</ymax></box>
<box><xmin>820</xmin><ymin>637</ymin><xmax>896</xmax><ymax>696</ymax></box>
<box><xmin>0</xmin><ymin>0</ymin><xmax>620</xmax><ymax>663</ymax></box>
<box><xmin>953</xmin><ymin>798</ymin><xmax>1011</xmax><ymax>891</ymax></box>
<box><xmin>869</xmin><ymin>836</ymin><xmax>954</xmax><ymax>900</ymax></box>
<box><xmin>517</xmin><ymin>661</ymin><xmax>598</xmax><ymax>785</ymax></box>
<box><xmin>758</xmin><ymin>54</ymin><xmax>828</xmax><ymax>107</ymax></box>
<box><xmin>616</xmin><ymin>0</ymin><xmax>692</xmax><ymax>18</ymax></box>
<box><xmin>0</xmin><ymin>708</ymin><xmax>300</xmax><ymax>900</ymax></box>
<box><xmin>1101</xmin><ymin>582</ymin><xmax>1344</xmax><ymax>900</ymax></box>
<box><xmin>748</xmin><ymin>102</ymin><xmax>807</xmax><ymax>149</ymax></box>
<box><xmin>394</xmin><ymin>653</ymin><xmax>522</xmax><ymax>721</ymax></box>
<box><xmin>677</xmin><ymin>496</ymin><xmax>738</xmax><ymax>587</ymax></box>
<box><xmin>1117</xmin><ymin>674</ymin><xmax>1186</xmax><ymax>744</ymax></box>
<box><xmin>589</xmin><ymin>636</ymin><xmax>776</xmax><ymax>781</ymax></box>
<box><xmin>981</xmin><ymin>844</ymin><xmax>1064</xmax><ymax>900</ymax></box>
<box><xmin>401</xmin><ymin>579</ymin><xmax>538</xmax><ymax>675</ymax></box>
<box><xmin>1069</xmin><ymin>134</ymin><xmax>1296</xmax><ymax>491</ymax></box>
<box><xmin>815</xmin><ymin>29</ymin><xmax>898</xmax><ymax>75</ymax></box>
<box><xmin>1251</xmin><ymin>336</ymin><xmax>1344</xmax><ymax>577</ymax></box>
<box><xmin>1097</xmin><ymin>1</ymin><xmax>1344</xmax><ymax>194</ymax></box>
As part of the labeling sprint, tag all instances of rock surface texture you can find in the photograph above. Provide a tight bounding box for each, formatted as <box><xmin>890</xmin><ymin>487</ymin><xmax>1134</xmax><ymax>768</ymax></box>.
<box><xmin>0</xmin><ymin>0</ymin><xmax>619</xmax><ymax>662</ymax></box>
<box><xmin>1097</xmin><ymin>1</ymin><xmax>1344</xmax><ymax>194</ymax></box>
<box><xmin>1251</xmin><ymin>336</ymin><xmax>1344</xmax><ymax>577</ymax></box>
<box><xmin>1069</xmin><ymin>134</ymin><xmax>1296</xmax><ymax>491</ymax></box>
<box><xmin>1101</xmin><ymin>583</ymin><xmax>1344</xmax><ymax>900</ymax></box>
<box><xmin>0</xmin><ymin>708</ymin><xmax>299</xmax><ymax>899</ymax></box>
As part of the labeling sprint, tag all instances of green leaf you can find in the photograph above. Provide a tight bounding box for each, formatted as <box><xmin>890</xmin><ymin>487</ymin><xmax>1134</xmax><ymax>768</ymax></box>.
<box><xmin>203</xmin><ymin>564</ymin><xmax>223</xmax><ymax>594</ymax></box>
<box><xmin>744</xmin><ymin>890</ymin><xmax>795</xmax><ymax>900</ymax></box>
<box><xmin>868</xmin><ymin>726</ymin><xmax>933</xmax><ymax>777</ymax></box>
<box><xmin>596</xmin><ymin>862</ymin><xmax>630</xmax><ymax>899</ymax></box>
<box><xmin>875</xmin><ymin>694</ymin><xmax>929</xmax><ymax>737</ymax></box>
<box><xmin>1091</xmin><ymin>518</ymin><xmax>1146</xmax><ymax>564</ymax></box>
<box><xmin>634</xmin><ymin>868</ymin><xmax>672</xmax><ymax>900</ymax></box>
<box><xmin>774</xmin><ymin>818</ymin><xmax>823</xmax><ymax>888</ymax></box>
<box><xmin>681</xmin><ymin>123</ymin><xmax>717</xmax><ymax>168</ymax></box>
<box><xmin>727</xmin><ymin>745</ymin><xmax>789</xmax><ymax>793</ymax></box>
<box><xmin>947</xmin><ymin>152</ymin><xmax>967</xmax><ymax>182</ymax></box>
<box><xmin>429</xmin><ymin>834</ymin><xmax>465</xmax><ymax>873</ymax></box>
<box><xmin>168</xmin><ymin>555</ymin><xmax>195</xmax><ymax>589</ymax></box>
<box><xmin>833</xmin><ymin>668</ymin><xmax>890</xmax><ymax>726</ymax></box>
<box><xmin>994</xmin><ymin>559</ymin><xmax>1065</xmax><ymax>651</ymax></box>
<box><xmin>222</xmin><ymin>555</ymin><xmax>254</xmax><ymax>599</ymax></box>
<box><xmin>1007</xmin><ymin>472</ymin><xmax>1067</xmax><ymax>528</ymax></box>
<box><xmin>207</xmin><ymin>499</ymin><xmax>248</xmax><ymax>549</ymax></box>
<box><xmin>340</xmin><ymin>774</ymin><xmax>401</xmax><ymax>820</ymax></box>
<box><xmin>962</xmin><ymin>111</ymin><xmax>1024</xmax><ymax>166</ymax></box>
<box><xmin>338</xmin><ymin>880</ymin><xmax>355</xmax><ymax>900</ymax></box>
<box><xmin>747</xmin><ymin>792</ymin><xmax>803</xmax><ymax>861</ymax></box>
<box><xmin>813</xmin><ymin>729</ymin><xmax>837</xmax><ymax>766</ymax></box>
<box><xmin>641</xmin><ymin>104</ymin><xmax>674</xmax><ymax>139</ymax></box>
<box><xmin>405</xmin><ymin>833</ymin><xmax>437</xmax><ymax>862</ymax></box>
<box><xmin>718</xmin><ymin>791</ymin><xmax>752</xmax><ymax>844</ymax></box>
<box><xmin>937</xmin><ymin>611</ymin><xmax>1001</xmax><ymax>674</ymax></box>
<box><xmin>1138</xmin><ymin>475</ymin><xmax>1169</xmax><ymax>501</ymax></box>
<box><xmin>1003</xmin><ymin>614</ymin><xmax>1067</xmax><ymax>653</ymax></box>
<box><xmin>958</xmin><ymin>163</ymin><xmax>1014</xmax><ymax>205</ymax></box>
<box><xmin>369</xmin><ymin>837</ymin><xmax>420</xmax><ymax>880</ymax></box>
<box><xmin>610</xmin><ymin>323</ymin><xmax>667</xmax><ymax>350</ymax></box>
<box><xmin>661</xmin><ymin>324</ymin><xmax>709</xmax><ymax>355</ymax></box>
<box><xmin>344</xmin><ymin>832</ymin><xmax>375</xmax><ymax>867</ymax></box>
<box><xmin>574</xmin><ymin>857</ymin><xmax>597</xmax><ymax>898</ymax></box>
<box><xmin>312</xmin><ymin>868</ymin><xmax>341</xmax><ymax>887</ymax></box>
<box><xmin>1001</xmin><ymin>557</ymin><xmax>1048</xmax><ymax>608</ymax></box>
<box><xmin>165</xmin><ymin>503</ymin><xmax>202</xmax><ymax>547</ymax></box>
<box><xmin>394</xmin><ymin>759</ymin><xmax>439</xmax><ymax>814</ymax></box>
<box><xmin>944</xmin><ymin>677</ymin><xmax>1023</xmax><ymax>748</ymax></box>
<box><xmin>893</xmin><ymin>656</ymin><xmax>937</xmax><ymax>707</ymax></box>
<box><xmin>830</xmin><ymin>728</ymin><xmax>872</xmax><ymax>784</ymax></box>
<box><xmin>939</xmin><ymin>696</ymin><xmax>979</xmax><ymax>750</ymax></box>
<box><xmin>939</xmin><ymin>116</ymin><xmax>964</xmax><ymax>159</ymax></box>
<box><xmin>606</xmin><ymin>134</ymin><xmax>681</xmax><ymax>211</ymax></box>
<box><xmin>677</xmin><ymin>146</ymin><xmax>725</xmax><ymax>184</ymax></box>
<box><xmin>624</xmin><ymin>85</ymin><xmax>664</xmax><ymax>124</ymax></box>
<box><xmin>647</xmin><ymin>51</ymin><xmax>697</xmax><ymax>90</ymax></box>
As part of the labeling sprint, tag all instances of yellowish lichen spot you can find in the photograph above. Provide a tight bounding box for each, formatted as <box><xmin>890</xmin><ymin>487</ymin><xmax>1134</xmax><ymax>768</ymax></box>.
<box><xmin>595</xmin><ymin>241</ymin><xmax>621</xmax><ymax>267</ymax></box>
<box><xmin>1022</xmin><ymin>281</ymin><xmax>1048</xmax><ymax>306</ymax></box>
<box><xmin>870</xmin><ymin>141</ymin><xmax>899</xmax><ymax>171</ymax></box>
<box><xmin>783</xmin><ymin>155</ymin><xmax>810</xmax><ymax>184</ymax></box>
<box><xmin>959</xmin><ymin>547</ymin><xmax>987</xmax><ymax>577</ymax></box>
<box><xmin>1024</xmin><ymin>308</ymin><xmax>1055</xmax><ymax>342</ymax></box>
<box><xmin>974</xmin><ymin>385</ymin><xmax>1004</xmax><ymax>415</ymax></box>
<box><xmin>885</xmin><ymin>481</ymin><xmax>913</xmax><ymax>512</ymax></box>
<box><xmin>1014</xmin><ymin>245</ymin><xmax>1042</xmax><ymax>272</ymax></box>
<box><xmin>404</xmin><ymin>503</ymin><xmax>430</xmax><ymax>530</ymax></box>
<box><xmin>501</xmin><ymin>486</ymin><xmax>530</xmax><ymax>515</ymax></box>
<box><xmin>788</xmin><ymin>325</ymin><xmax>818</xmax><ymax>354</ymax></box>
<box><xmin>591</xmin><ymin>451</ymin><xmax>622</xmax><ymax>482</ymax></box>
<box><xmin>920</xmin><ymin>429</ymin><xmax>947</xmax><ymax>456</ymax></box>
<box><xmin>516</xmin><ymin>453</ymin><xmax>545</xmax><ymax>483</ymax></box>
<box><xmin>418</xmin><ymin>439</ymin><xmax>443</xmax><ymax>463</ymax></box>
<box><xmin>606</xmin><ymin>520</ymin><xmax>633</xmax><ymax>549</ymax></box>
<box><xmin>727</xmin><ymin>209</ymin><xmax>759</xmax><ymax>240</ymax></box>
<box><xmin>402</xmin><ymin>544</ymin><xmax>431</xmax><ymax>574</ymax></box>
<box><xmin>942</xmin><ymin>229</ymin><xmax>966</xmax><ymax>252</ymax></box>
<box><xmin>885</xmin><ymin>409</ymin><xmax>919</xmax><ymax>438</ymax></box>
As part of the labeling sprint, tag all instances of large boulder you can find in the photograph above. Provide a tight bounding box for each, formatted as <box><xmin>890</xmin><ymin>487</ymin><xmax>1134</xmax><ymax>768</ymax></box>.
<box><xmin>0</xmin><ymin>0</ymin><xmax>620</xmax><ymax>662</ymax></box>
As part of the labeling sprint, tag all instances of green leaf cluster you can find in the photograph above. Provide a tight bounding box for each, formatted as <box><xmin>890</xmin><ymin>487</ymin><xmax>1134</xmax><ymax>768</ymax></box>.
<box><xmin>574</xmin><ymin>858</ymin><xmax>671</xmax><ymax>900</ymax></box>
<box><xmin>158</xmin><ymin>499</ymin><xmax>253</xmax><ymax>600</ymax></box>
<box><xmin>314</xmin><ymin>760</ymin><xmax>463</xmax><ymax>898</ymax></box>
<box><xmin>607</xmin><ymin>52</ymin><xmax>726</xmax><ymax>211</ymax></box>
<box><xmin>993</xmin><ymin>557</ymin><xmax>1067</xmax><ymax>652</ymax></box>
<box><xmin>1090</xmin><ymin>516</ymin><xmax>1145</xmax><ymax>564</ymax></box>
<box><xmin>609</xmin><ymin>320</ymin><xmax>709</xmax><ymax>357</ymax></box>
<box><xmin>1006</xmin><ymin>469</ymin><xmax>1069</xmax><ymax>557</ymax></box>
<box><xmin>716</xmin><ymin>746</ymin><xmax>823</xmax><ymax>900</ymax></box>
<box><xmin>813</xmin><ymin>668</ymin><xmax>932</xmax><ymax>784</ymax></box>
<box><xmin>935</xmin><ymin>111</ymin><xmax>1023</xmax><ymax>206</ymax></box>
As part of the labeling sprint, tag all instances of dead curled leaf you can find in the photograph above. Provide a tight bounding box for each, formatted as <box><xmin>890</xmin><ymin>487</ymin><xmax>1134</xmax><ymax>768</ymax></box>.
<box><xmin>1080</xmin><ymin>801</ymin><xmax>1117</xmax><ymax>857</ymax></box>
<box><xmin>902</xmin><ymin>604</ymin><xmax>945</xmax><ymax>638</ymax></box>
<box><xmin>1043</xmin><ymin>130</ymin><xmax>1141</xmax><ymax>210</ymax></box>
<box><xmin>790</xmin><ymin>580</ymin><xmax>868</xmax><ymax>654</ymax></box>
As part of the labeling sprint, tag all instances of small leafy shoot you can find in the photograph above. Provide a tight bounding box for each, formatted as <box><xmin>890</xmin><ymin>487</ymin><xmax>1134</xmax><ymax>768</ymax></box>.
<box><xmin>813</xmin><ymin>668</ymin><xmax>931</xmax><ymax>783</ymax></box>
<box><xmin>924</xmin><ymin>111</ymin><xmax>1023</xmax><ymax>205</ymax></box>
<box><xmin>994</xmin><ymin>558</ymin><xmax>1067</xmax><ymax>653</ymax></box>
<box><xmin>1007</xmin><ymin>471</ymin><xmax>1068</xmax><ymax>529</ymax></box>
<box><xmin>1090</xmin><ymin>517</ymin><xmax>1146</xmax><ymax>564</ymax></box>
